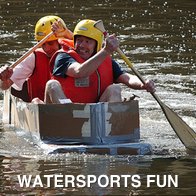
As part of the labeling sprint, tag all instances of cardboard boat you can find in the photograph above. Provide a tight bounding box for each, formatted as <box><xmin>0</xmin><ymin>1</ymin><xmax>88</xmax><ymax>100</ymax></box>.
<box><xmin>2</xmin><ymin>90</ymin><xmax>152</xmax><ymax>155</ymax></box>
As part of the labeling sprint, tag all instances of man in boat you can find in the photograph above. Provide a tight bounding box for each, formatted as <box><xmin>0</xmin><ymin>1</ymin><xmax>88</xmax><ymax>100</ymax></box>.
<box><xmin>0</xmin><ymin>15</ymin><xmax>73</xmax><ymax>102</ymax></box>
<box><xmin>40</xmin><ymin>19</ymin><xmax>156</xmax><ymax>103</ymax></box>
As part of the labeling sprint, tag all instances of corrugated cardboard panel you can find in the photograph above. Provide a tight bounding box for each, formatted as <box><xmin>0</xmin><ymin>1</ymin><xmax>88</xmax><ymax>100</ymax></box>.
<box><xmin>10</xmin><ymin>96</ymin><xmax>39</xmax><ymax>135</ymax></box>
<box><xmin>9</xmin><ymin>96</ymin><xmax>140</xmax><ymax>145</ymax></box>
<box><xmin>38</xmin><ymin>104</ymin><xmax>91</xmax><ymax>138</ymax></box>
<box><xmin>107</xmin><ymin>101</ymin><xmax>139</xmax><ymax>136</ymax></box>
<box><xmin>38</xmin><ymin>101</ymin><xmax>140</xmax><ymax>144</ymax></box>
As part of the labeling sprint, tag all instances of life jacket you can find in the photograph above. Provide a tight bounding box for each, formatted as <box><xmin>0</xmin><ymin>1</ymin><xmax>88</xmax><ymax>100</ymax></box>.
<box><xmin>27</xmin><ymin>39</ymin><xmax>73</xmax><ymax>102</ymax></box>
<box><xmin>27</xmin><ymin>48</ymin><xmax>51</xmax><ymax>101</ymax></box>
<box><xmin>49</xmin><ymin>39</ymin><xmax>74</xmax><ymax>73</ymax></box>
<box><xmin>50</xmin><ymin>47</ymin><xmax>113</xmax><ymax>103</ymax></box>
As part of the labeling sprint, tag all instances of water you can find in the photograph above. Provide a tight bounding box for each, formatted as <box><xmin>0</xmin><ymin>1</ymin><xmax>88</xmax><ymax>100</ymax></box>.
<box><xmin>0</xmin><ymin>0</ymin><xmax>196</xmax><ymax>195</ymax></box>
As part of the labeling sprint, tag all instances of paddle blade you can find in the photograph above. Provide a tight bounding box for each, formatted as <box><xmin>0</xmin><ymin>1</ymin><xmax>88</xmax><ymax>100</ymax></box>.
<box><xmin>94</xmin><ymin>20</ymin><xmax>106</xmax><ymax>34</ymax></box>
<box><xmin>160</xmin><ymin>101</ymin><xmax>196</xmax><ymax>151</ymax></box>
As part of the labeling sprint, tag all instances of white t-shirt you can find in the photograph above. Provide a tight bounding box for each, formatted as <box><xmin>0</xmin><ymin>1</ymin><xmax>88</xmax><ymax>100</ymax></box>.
<box><xmin>10</xmin><ymin>53</ymin><xmax>36</xmax><ymax>90</ymax></box>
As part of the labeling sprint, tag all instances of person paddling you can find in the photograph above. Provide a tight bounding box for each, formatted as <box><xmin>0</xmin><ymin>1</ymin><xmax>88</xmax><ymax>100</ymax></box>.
<box><xmin>41</xmin><ymin>19</ymin><xmax>155</xmax><ymax>104</ymax></box>
<box><xmin>0</xmin><ymin>15</ymin><xmax>73</xmax><ymax>102</ymax></box>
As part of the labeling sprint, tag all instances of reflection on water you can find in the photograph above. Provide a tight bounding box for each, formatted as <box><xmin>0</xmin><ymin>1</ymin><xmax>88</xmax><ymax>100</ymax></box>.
<box><xmin>0</xmin><ymin>0</ymin><xmax>196</xmax><ymax>195</ymax></box>
<box><xmin>0</xmin><ymin>154</ymin><xmax>196</xmax><ymax>195</ymax></box>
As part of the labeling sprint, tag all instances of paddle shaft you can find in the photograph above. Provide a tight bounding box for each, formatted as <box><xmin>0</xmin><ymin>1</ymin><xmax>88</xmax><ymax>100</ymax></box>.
<box><xmin>10</xmin><ymin>31</ymin><xmax>54</xmax><ymax>69</ymax></box>
<box><xmin>117</xmin><ymin>48</ymin><xmax>162</xmax><ymax>101</ymax></box>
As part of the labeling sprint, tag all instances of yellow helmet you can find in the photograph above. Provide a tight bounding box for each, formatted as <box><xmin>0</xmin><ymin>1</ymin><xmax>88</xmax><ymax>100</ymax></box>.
<box><xmin>73</xmin><ymin>19</ymin><xmax>104</xmax><ymax>52</ymax></box>
<box><xmin>35</xmin><ymin>15</ymin><xmax>60</xmax><ymax>42</ymax></box>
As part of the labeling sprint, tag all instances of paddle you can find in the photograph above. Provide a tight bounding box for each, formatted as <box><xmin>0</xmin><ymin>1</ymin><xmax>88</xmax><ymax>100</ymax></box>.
<box><xmin>10</xmin><ymin>31</ymin><xmax>54</xmax><ymax>69</ymax></box>
<box><xmin>94</xmin><ymin>20</ymin><xmax>196</xmax><ymax>151</ymax></box>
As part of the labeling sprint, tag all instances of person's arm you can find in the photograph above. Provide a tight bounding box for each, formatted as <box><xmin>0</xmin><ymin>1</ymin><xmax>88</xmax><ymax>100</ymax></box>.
<box><xmin>112</xmin><ymin>60</ymin><xmax>145</xmax><ymax>90</ymax></box>
<box><xmin>67</xmin><ymin>49</ymin><xmax>109</xmax><ymax>78</ymax></box>
<box><xmin>0</xmin><ymin>53</ymin><xmax>35</xmax><ymax>91</ymax></box>
<box><xmin>53</xmin><ymin>49</ymin><xmax>112</xmax><ymax>79</ymax></box>
<box><xmin>117</xmin><ymin>72</ymin><xmax>155</xmax><ymax>93</ymax></box>
<box><xmin>66</xmin><ymin>34</ymin><xmax>118</xmax><ymax>78</ymax></box>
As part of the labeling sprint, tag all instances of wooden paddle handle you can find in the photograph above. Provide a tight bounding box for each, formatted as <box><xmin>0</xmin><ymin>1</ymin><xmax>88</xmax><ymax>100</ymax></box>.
<box><xmin>10</xmin><ymin>31</ymin><xmax>54</xmax><ymax>69</ymax></box>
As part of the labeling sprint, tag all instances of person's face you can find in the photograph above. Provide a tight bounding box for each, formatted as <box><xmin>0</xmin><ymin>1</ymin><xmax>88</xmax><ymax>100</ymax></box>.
<box><xmin>75</xmin><ymin>36</ymin><xmax>97</xmax><ymax>60</ymax></box>
<box><xmin>42</xmin><ymin>40</ymin><xmax>60</xmax><ymax>58</ymax></box>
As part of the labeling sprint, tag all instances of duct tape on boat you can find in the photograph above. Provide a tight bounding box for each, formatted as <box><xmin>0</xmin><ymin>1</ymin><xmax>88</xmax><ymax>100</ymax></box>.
<box><xmin>59</xmin><ymin>99</ymin><xmax>72</xmax><ymax>104</ymax></box>
<box><xmin>104</xmin><ymin>103</ymin><xmax>112</xmax><ymax>136</ymax></box>
<box><xmin>73</xmin><ymin>105</ymin><xmax>91</xmax><ymax>137</ymax></box>
<box><xmin>73</xmin><ymin>105</ymin><xmax>91</xmax><ymax>118</ymax></box>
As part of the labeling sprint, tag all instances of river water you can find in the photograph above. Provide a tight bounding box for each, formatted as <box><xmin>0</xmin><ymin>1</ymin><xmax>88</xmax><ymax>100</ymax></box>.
<box><xmin>0</xmin><ymin>0</ymin><xmax>196</xmax><ymax>195</ymax></box>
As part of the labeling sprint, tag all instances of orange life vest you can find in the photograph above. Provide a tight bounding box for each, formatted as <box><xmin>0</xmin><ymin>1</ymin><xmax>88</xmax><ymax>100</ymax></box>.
<box><xmin>27</xmin><ymin>39</ymin><xmax>74</xmax><ymax>101</ymax></box>
<box><xmin>27</xmin><ymin>48</ymin><xmax>51</xmax><ymax>101</ymax></box>
<box><xmin>50</xmin><ymin>48</ymin><xmax>114</xmax><ymax>103</ymax></box>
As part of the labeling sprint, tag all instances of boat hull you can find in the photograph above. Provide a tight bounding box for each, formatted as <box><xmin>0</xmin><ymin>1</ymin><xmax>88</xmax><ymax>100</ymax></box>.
<box><xmin>3</xmin><ymin>90</ymin><xmax>152</xmax><ymax>155</ymax></box>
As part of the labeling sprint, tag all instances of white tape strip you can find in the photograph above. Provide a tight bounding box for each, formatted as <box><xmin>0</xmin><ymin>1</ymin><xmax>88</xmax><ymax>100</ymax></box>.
<box><xmin>59</xmin><ymin>99</ymin><xmax>72</xmax><ymax>104</ymax></box>
<box><xmin>73</xmin><ymin>105</ymin><xmax>91</xmax><ymax>137</ymax></box>
<box><xmin>73</xmin><ymin>105</ymin><xmax>90</xmax><ymax>118</ymax></box>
